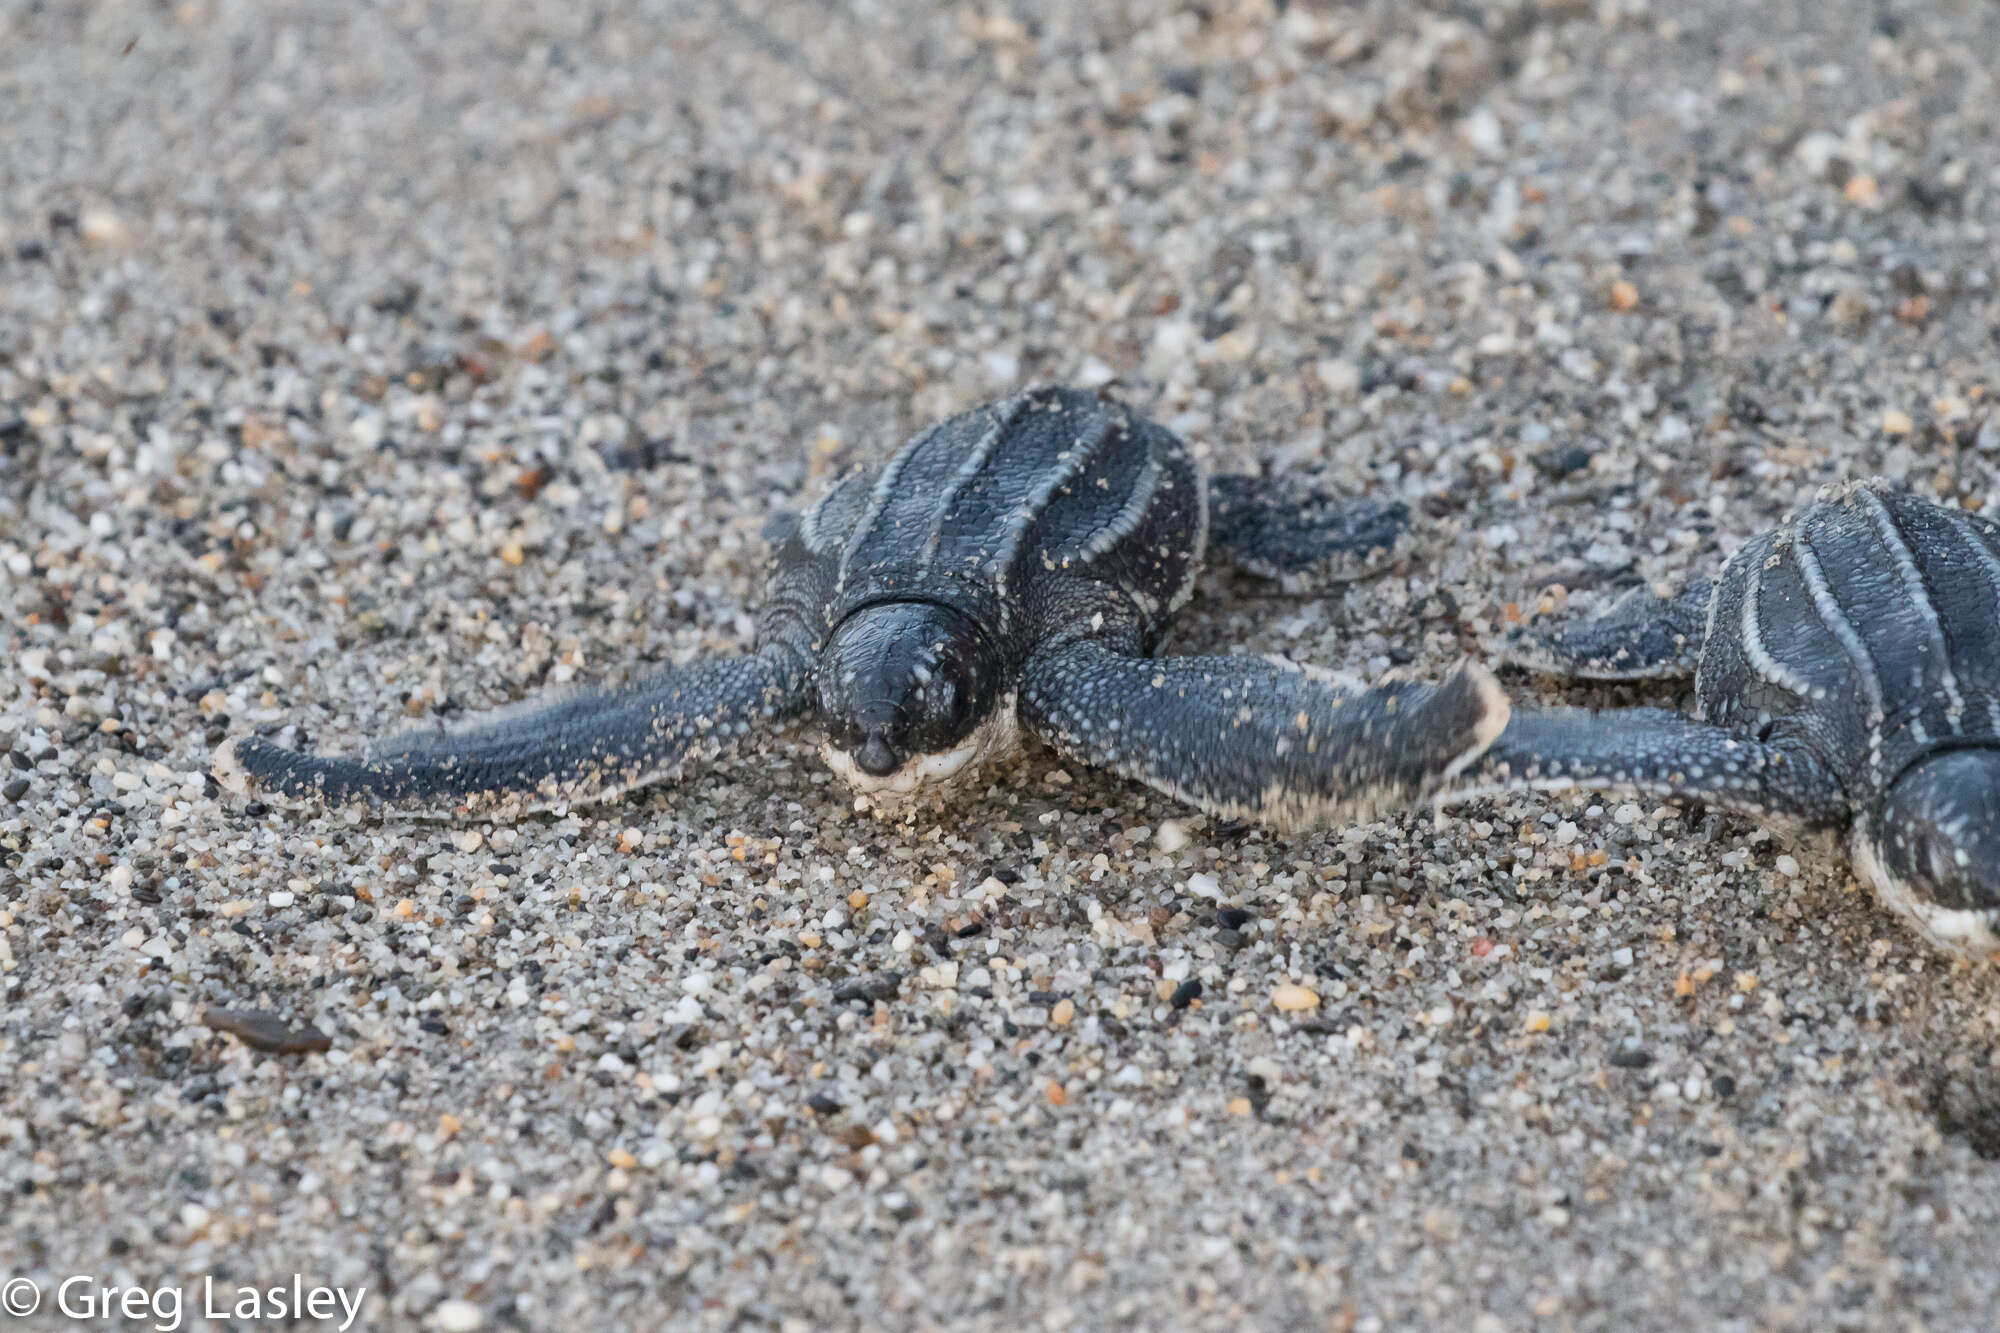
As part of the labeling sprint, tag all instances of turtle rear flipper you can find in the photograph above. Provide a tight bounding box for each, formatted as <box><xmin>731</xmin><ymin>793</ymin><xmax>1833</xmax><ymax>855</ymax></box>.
<box><xmin>1443</xmin><ymin>705</ymin><xmax>1849</xmax><ymax>825</ymax></box>
<box><xmin>214</xmin><ymin>647</ymin><xmax>813</xmax><ymax>819</ymax></box>
<box><xmin>1205</xmin><ymin>473</ymin><xmax>1409</xmax><ymax>585</ymax></box>
<box><xmin>1508</xmin><ymin>579</ymin><xmax>1713</xmax><ymax>680</ymax></box>
<box><xmin>1019</xmin><ymin>641</ymin><xmax>1506</xmax><ymax>827</ymax></box>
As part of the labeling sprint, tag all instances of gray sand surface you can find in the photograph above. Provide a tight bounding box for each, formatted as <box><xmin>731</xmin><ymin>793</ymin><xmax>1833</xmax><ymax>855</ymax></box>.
<box><xmin>5</xmin><ymin>1</ymin><xmax>2000</xmax><ymax>1328</ymax></box>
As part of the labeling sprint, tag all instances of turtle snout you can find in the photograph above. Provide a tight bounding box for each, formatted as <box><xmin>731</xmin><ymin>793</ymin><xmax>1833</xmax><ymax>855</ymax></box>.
<box><xmin>855</xmin><ymin>731</ymin><xmax>902</xmax><ymax>777</ymax></box>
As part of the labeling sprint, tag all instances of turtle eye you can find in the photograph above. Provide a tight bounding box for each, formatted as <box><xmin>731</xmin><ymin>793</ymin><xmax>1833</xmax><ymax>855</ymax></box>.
<box><xmin>901</xmin><ymin>664</ymin><xmax>971</xmax><ymax>754</ymax></box>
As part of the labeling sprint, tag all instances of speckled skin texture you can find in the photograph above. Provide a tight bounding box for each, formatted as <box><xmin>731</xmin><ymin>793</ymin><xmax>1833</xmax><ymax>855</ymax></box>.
<box><xmin>221</xmin><ymin>649</ymin><xmax>814</xmax><ymax>814</ymax></box>
<box><xmin>222</xmin><ymin>386</ymin><xmax>1488</xmax><ymax>821</ymax></box>
<box><xmin>1465</xmin><ymin>482</ymin><xmax>2000</xmax><ymax>953</ymax></box>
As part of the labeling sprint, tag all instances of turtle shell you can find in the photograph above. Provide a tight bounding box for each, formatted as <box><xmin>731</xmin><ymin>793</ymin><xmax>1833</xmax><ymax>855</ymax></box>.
<box><xmin>1696</xmin><ymin>480</ymin><xmax>2000</xmax><ymax>804</ymax></box>
<box><xmin>778</xmin><ymin>386</ymin><xmax>1205</xmax><ymax>650</ymax></box>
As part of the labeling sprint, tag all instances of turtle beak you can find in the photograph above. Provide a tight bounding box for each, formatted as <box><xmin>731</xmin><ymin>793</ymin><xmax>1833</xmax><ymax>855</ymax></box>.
<box><xmin>855</xmin><ymin>731</ymin><xmax>901</xmax><ymax>777</ymax></box>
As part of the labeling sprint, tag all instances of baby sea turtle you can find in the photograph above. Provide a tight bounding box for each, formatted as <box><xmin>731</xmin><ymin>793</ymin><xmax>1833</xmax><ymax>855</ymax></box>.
<box><xmin>217</xmin><ymin>386</ymin><xmax>1505</xmax><ymax>828</ymax></box>
<box><xmin>1450</xmin><ymin>479</ymin><xmax>2000</xmax><ymax>959</ymax></box>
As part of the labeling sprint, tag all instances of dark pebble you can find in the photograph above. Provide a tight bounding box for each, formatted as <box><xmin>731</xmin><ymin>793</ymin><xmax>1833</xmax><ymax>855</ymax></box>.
<box><xmin>1170</xmin><ymin>978</ymin><xmax>1202</xmax><ymax>1009</ymax></box>
<box><xmin>1712</xmin><ymin>1074</ymin><xmax>1737</xmax><ymax>1097</ymax></box>
<box><xmin>807</xmin><ymin>1092</ymin><xmax>841</xmax><ymax>1115</ymax></box>
<box><xmin>1531</xmin><ymin>444</ymin><xmax>1594</xmax><ymax>478</ymax></box>
<box><xmin>1216</xmin><ymin>907</ymin><xmax>1252</xmax><ymax>930</ymax></box>
<box><xmin>953</xmin><ymin>921</ymin><xmax>986</xmax><ymax>939</ymax></box>
<box><xmin>1215</xmin><ymin>929</ymin><xmax>1248</xmax><ymax>951</ymax></box>
<box><xmin>8</xmin><ymin>749</ymin><xmax>30</xmax><ymax>770</ymax></box>
<box><xmin>201</xmin><ymin>1007</ymin><xmax>333</xmax><ymax>1055</ymax></box>
<box><xmin>1415</xmin><ymin>587</ymin><xmax>1461</xmax><ymax>623</ymax></box>
<box><xmin>833</xmin><ymin>974</ymin><xmax>901</xmax><ymax>1004</ymax></box>
<box><xmin>243</xmin><ymin>800</ymin><xmax>270</xmax><ymax>816</ymax></box>
<box><xmin>2</xmin><ymin>778</ymin><xmax>26</xmax><ymax>803</ymax></box>
<box><xmin>1906</xmin><ymin>177</ymin><xmax>1962</xmax><ymax>216</ymax></box>
<box><xmin>1609</xmin><ymin>1047</ymin><xmax>1653</xmax><ymax>1068</ymax></box>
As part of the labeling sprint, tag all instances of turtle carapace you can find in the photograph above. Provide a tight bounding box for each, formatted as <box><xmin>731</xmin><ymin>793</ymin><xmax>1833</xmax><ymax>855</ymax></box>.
<box><xmin>217</xmin><ymin>387</ymin><xmax>1505</xmax><ymax>830</ymax></box>
<box><xmin>1451</xmin><ymin>479</ymin><xmax>2000</xmax><ymax>960</ymax></box>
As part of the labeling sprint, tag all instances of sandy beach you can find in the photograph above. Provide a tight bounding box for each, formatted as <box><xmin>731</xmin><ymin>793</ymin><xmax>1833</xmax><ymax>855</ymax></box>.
<box><xmin>4</xmin><ymin>1</ymin><xmax>2000</xmax><ymax>1327</ymax></box>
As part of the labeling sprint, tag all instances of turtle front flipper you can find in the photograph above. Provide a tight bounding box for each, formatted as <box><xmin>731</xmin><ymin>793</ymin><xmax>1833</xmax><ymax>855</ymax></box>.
<box><xmin>1508</xmin><ymin>579</ymin><xmax>1713</xmax><ymax>679</ymax></box>
<box><xmin>1205</xmin><ymin>473</ymin><xmax>1409</xmax><ymax>584</ymax></box>
<box><xmin>214</xmin><ymin>647</ymin><xmax>814</xmax><ymax>819</ymax></box>
<box><xmin>1443</xmin><ymin>705</ymin><xmax>1849</xmax><ymax>825</ymax></box>
<box><xmin>1018</xmin><ymin>639</ymin><xmax>1507</xmax><ymax>827</ymax></box>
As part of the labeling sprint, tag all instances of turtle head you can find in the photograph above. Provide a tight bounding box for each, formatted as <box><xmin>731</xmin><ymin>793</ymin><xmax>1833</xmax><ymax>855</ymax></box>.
<box><xmin>1867</xmin><ymin>748</ymin><xmax>2000</xmax><ymax>955</ymax></box>
<box><xmin>817</xmin><ymin>602</ymin><xmax>1010</xmax><ymax>797</ymax></box>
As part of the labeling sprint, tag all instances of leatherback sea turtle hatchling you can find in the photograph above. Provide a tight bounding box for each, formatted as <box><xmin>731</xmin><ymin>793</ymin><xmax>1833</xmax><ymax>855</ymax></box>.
<box><xmin>216</xmin><ymin>386</ymin><xmax>1506</xmax><ymax>830</ymax></box>
<box><xmin>1446</xmin><ymin>478</ymin><xmax>2000</xmax><ymax>959</ymax></box>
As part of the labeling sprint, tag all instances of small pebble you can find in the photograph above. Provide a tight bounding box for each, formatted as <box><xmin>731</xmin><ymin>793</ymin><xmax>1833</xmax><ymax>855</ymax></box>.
<box><xmin>1531</xmin><ymin>445</ymin><xmax>1593</xmax><ymax>479</ymax></box>
<box><xmin>1271</xmin><ymin>984</ymin><xmax>1319</xmax><ymax>1012</ymax></box>
<box><xmin>430</xmin><ymin>1300</ymin><xmax>485</xmax><ymax>1333</ymax></box>
<box><xmin>201</xmin><ymin>1008</ymin><xmax>333</xmax><ymax>1055</ymax></box>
